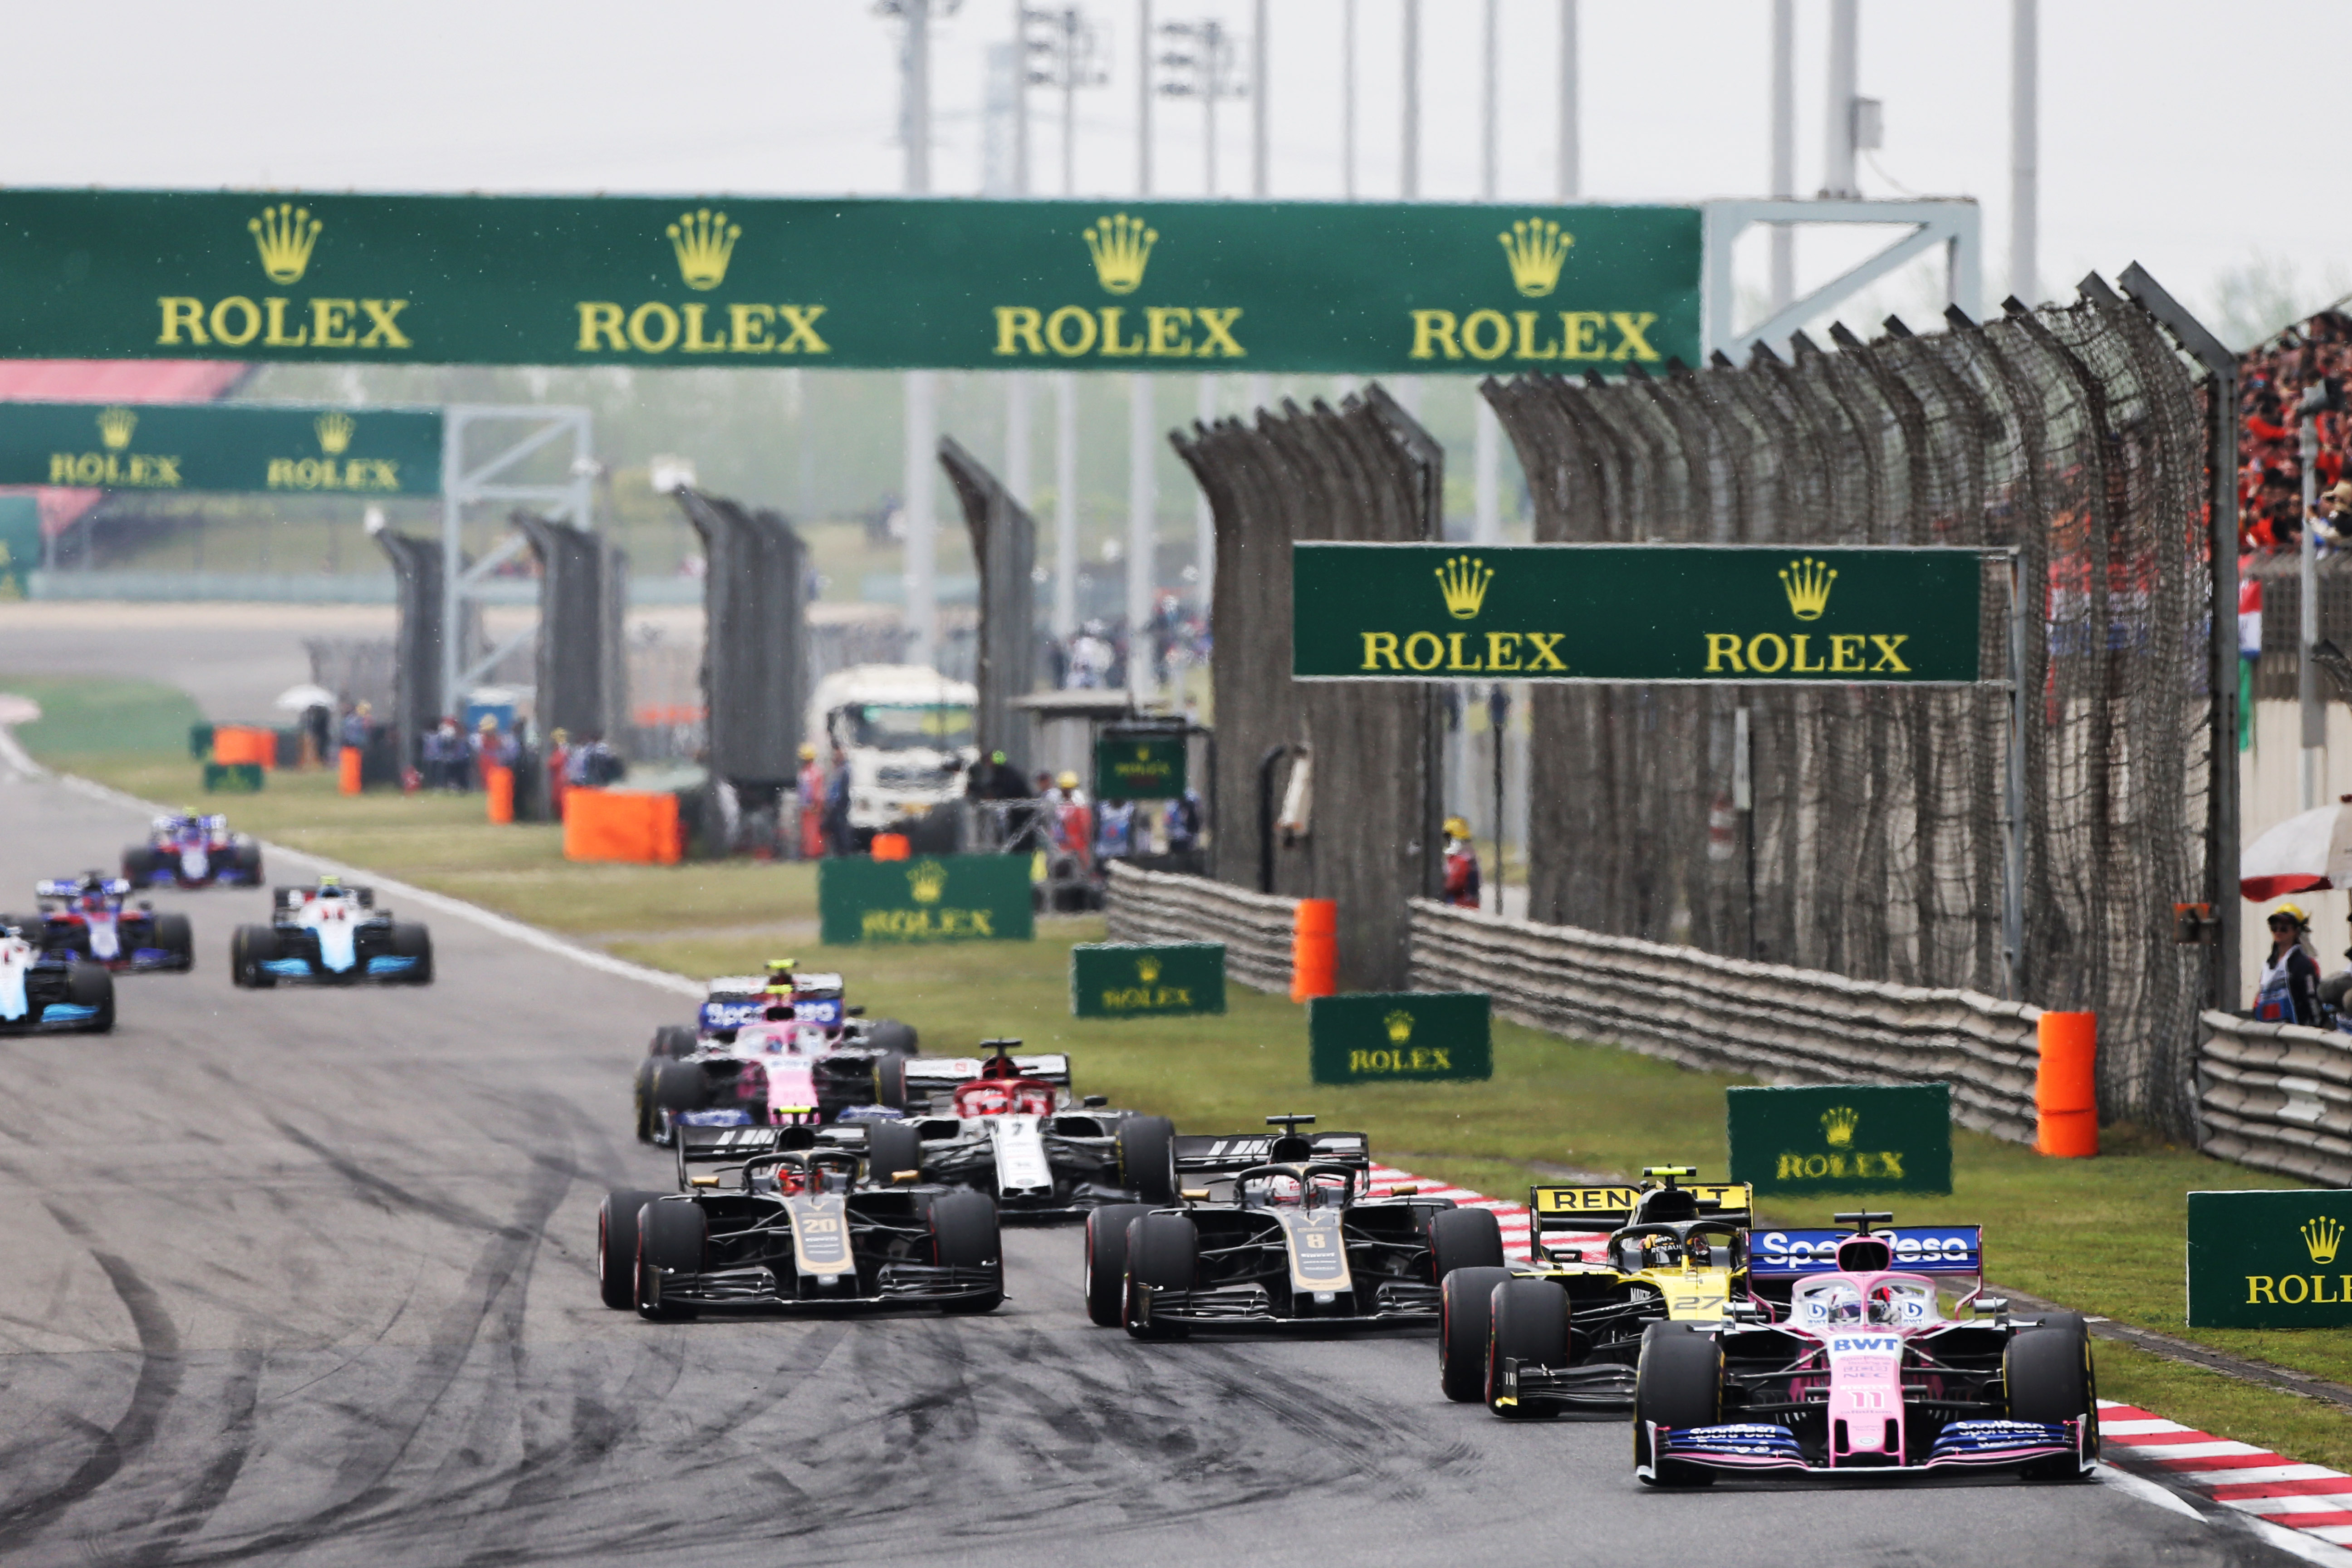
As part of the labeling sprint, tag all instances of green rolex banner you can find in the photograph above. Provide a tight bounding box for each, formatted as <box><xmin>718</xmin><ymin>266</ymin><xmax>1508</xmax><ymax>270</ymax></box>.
<box><xmin>1726</xmin><ymin>1084</ymin><xmax>1952</xmax><ymax>1195</ymax></box>
<box><xmin>1293</xmin><ymin>543</ymin><xmax>1988</xmax><ymax>684</ymax></box>
<box><xmin>1093</xmin><ymin>731</ymin><xmax>1188</xmax><ymax>801</ymax></box>
<box><xmin>1071</xmin><ymin>942</ymin><xmax>1225</xmax><ymax>1018</ymax></box>
<box><xmin>818</xmin><ymin>854</ymin><xmax>1034</xmax><ymax>945</ymax></box>
<box><xmin>2188</xmin><ymin>1189</ymin><xmax>2352</xmax><ymax>1328</ymax></box>
<box><xmin>0</xmin><ymin>400</ymin><xmax>442</xmax><ymax>495</ymax></box>
<box><xmin>1308</xmin><ymin>992</ymin><xmax>1493</xmax><ymax>1084</ymax></box>
<box><xmin>0</xmin><ymin>190</ymin><xmax>1700</xmax><ymax>374</ymax></box>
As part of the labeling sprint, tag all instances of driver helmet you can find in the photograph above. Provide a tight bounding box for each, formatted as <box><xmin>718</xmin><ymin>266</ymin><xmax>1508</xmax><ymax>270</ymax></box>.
<box><xmin>772</xmin><ymin>1161</ymin><xmax>810</xmax><ymax>1196</ymax></box>
<box><xmin>1643</xmin><ymin>1236</ymin><xmax>1683</xmax><ymax>1269</ymax></box>
<box><xmin>1684</xmin><ymin>1235</ymin><xmax>1714</xmax><ymax>1267</ymax></box>
<box><xmin>1249</xmin><ymin>1171</ymin><xmax>1303</xmax><ymax>1207</ymax></box>
<box><xmin>1868</xmin><ymin>1284</ymin><xmax>1905</xmax><ymax>1326</ymax></box>
<box><xmin>317</xmin><ymin>875</ymin><xmax>345</xmax><ymax>897</ymax></box>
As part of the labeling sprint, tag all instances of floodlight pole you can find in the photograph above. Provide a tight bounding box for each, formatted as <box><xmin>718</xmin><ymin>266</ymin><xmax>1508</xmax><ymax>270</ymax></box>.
<box><xmin>1004</xmin><ymin>2</ymin><xmax>1033</xmax><ymax>559</ymax></box>
<box><xmin>1557</xmin><ymin>0</ymin><xmax>1579</xmax><ymax>200</ymax></box>
<box><xmin>1822</xmin><ymin>0</ymin><xmax>1858</xmax><ymax>198</ymax></box>
<box><xmin>2009</xmin><ymin>0</ymin><xmax>2038</xmax><ymax>305</ymax></box>
<box><xmin>1769</xmin><ymin>0</ymin><xmax>1793</xmax><ymax>308</ymax></box>
<box><xmin>1341</xmin><ymin>0</ymin><xmax>1357</xmax><ymax>199</ymax></box>
<box><xmin>891</xmin><ymin>0</ymin><xmax>940</xmax><ymax>669</ymax></box>
<box><xmin>1474</xmin><ymin>0</ymin><xmax>1501</xmax><ymax>549</ymax></box>
<box><xmin>1130</xmin><ymin>0</ymin><xmax>1156</xmax><ymax>702</ymax></box>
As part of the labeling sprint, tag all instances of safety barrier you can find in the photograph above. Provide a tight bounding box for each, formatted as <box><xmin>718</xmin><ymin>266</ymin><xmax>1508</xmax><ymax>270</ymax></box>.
<box><xmin>1406</xmin><ymin>900</ymin><xmax>2043</xmax><ymax>1144</ymax></box>
<box><xmin>2197</xmin><ymin>1011</ymin><xmax>2352</xmax><ymax>1185</ymax></box>
<box><xmin>1104</xmin><ymin>862</ymin><xmax>1296</xmax><ymax>995</ymax></box>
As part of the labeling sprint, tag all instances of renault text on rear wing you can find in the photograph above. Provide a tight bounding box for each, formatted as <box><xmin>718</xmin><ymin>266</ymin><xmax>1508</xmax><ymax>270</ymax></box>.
<box><xmin>1748</xmin><ymin>1225</ymin><xmax>1983</xmax><ymax>1278</ymax></box>
<box><xmin>1173</xmin><ymin>1132</ymin><xmax>1371</xmax><ymax>1173</ymax></box>
<box><xmin>1529</xmin><ymin>1183</ymin><xmax>1753</xmax><ymax>1233</ymax></box>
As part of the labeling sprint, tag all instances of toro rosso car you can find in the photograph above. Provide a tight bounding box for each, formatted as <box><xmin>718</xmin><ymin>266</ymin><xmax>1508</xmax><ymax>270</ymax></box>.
<box><xmin>0</xmin><ymin>923</ymin><xmax>114</xmax><ymax>1033</ymax></box>
<box><xmin>1634</xmin><ymin>1213</ymin><xmax>2097</xmax><ymax>1486</ymax></box>
<box><xmin>596</xmin><ymin>1122</ymin><xmax>1003</xmax><ymax>1319</ymax></box>
<box><xmin>1448</xmin><ymin>1167</ymin><xmax>1754</xmax><ymax>1415</ymax></box>
<box><xmin>1083</xmin><ymin>1115</ymin><xmax>1507</xmax><ymax>1338</ymax></box>
<box><xmin>855</xmin><ymin>1040</ymin><xmax>1177</xmax><ymax>1220</ymax></box>
<box><xmin>229</xmin><ymin>878</ymin><xmax>433</xmax><ymax>987</ymax></box>
<box><xmin>123</xmin><ymin>813</ymin><xmax>262</xmax><ymax>888</ymax></box>
<box><xmin>13</xmin><ymin>874</ymin><xmax>193</xmax><ymax>972</ymax></box>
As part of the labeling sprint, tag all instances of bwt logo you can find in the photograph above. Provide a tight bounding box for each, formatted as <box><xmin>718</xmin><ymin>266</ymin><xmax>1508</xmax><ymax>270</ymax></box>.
<box><xmin>1828</xmin><ymin>1336</ymin><xmax>1900</xmax><ymax>1354</ymax></box>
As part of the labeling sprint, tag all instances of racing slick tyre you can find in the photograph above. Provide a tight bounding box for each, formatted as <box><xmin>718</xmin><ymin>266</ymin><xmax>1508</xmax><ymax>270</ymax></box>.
<box><xmin>598</xmin><ymin>1189</ymin><xmax>663</xmax><ymax>1310</ymax></box>
<box><xmin>2006</xmin><ymin>1318</ymin><xmax>2097</xmax><ymax>1480</ymax></box>
<box><xmin>632</xmin><ymin>1059</ymin><xmax>662</xmax><ymax>1143</ymax></box>
<box><xmin>1441</xmin><ymin>1266</ymin><xmax>1513</xmax><ymax>1403</ymax></box>
<box><xmin>121</xmin><ymin>846</ymin><xmax>158</xmax><ymax>883</ymax></box>
<box><xmin>66</xmin><ymin>960</ymin><xmax>114</xmax><ymax>1033</ymax></box>
<box><xmin>1085</xmin><ymin>1203</ymin><xmax>1149</xmax><ymax>1327</ymax></box>
<box><xmin>1124</xmin><ymin>1212</ymin><xmax>1197</xmax><ymax>1341</ymax></box>
<box><xmin>876</xmin><ymin>1051</ymin><xmax>909</xmax><ymax>1111</ymax></box>
<box><xmin>1633</xmin><ymin>1323</ymin><xmax>1723</xmax><ymax>1487</ymax></box>
<box><xmin>1430</xmin><ymin>1205</ymin><xmax>1506</xmax><ymax>1280</ymax></box>
<box><xmin>651</xmin><ymin>1025</ymin><xmax>699</xmax><ymax>1059</ymax></box>
<box><xmin>865</xmin><ymin>1119</ymin><xmax>926</xmax><ymax>1187</ymax></box>
<box><xmin>866</xmin><ymin>1019</ymin><xmax>918</xmax><ymax>1055</ymax></box>
<box><xmin>1487</xmin><ymin>1277</ymin><xmax>1569</xmax><ymax>1419</ymax></box>
<box><xmin>231</xmin><ymin>923</ymin><xmax>279</xmax><ymax>988</ymax></box>
<box><xmin>635</xmin><ymin>1198</ymin><xmax>706</xmax><ymax>1321</ymax></box>
<box><xmin>929</xmin><ymin>1189</ymin><xmax>1004</xmax><ymax>1313</ymax></box>
<box><xmin>388</xmin><ymin>921</ymin><xmax>433</xmax><ymax>984</ymax></box>
<box><xmin>653</xmin><ymin>1060</ymin><xmax>708</xmax><ymax>1115</ymax></box>
<box><xmin>151</xmin><ymin>912</ymin><xmax>195</xmax><ymax>972</ymax></box>
<box><xmin>227</xmin><ymin>840</ymin><xmax>264</xmax><ymax>882</ymax></box>
<box><xmin>1115</xmin><ymin>1115</ymin><xmax>1177</xmax><ymax>1204</ymax></box>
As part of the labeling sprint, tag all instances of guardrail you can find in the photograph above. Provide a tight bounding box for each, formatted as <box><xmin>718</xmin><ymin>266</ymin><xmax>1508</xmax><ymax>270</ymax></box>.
<box><xmin>1103</xmin><ymin>862</ymin><xmax>1296</xmax><ymax>994</ymax></box>
<box><xmin>1407</xmin><ymin>900</ymin><xmax>2043</xmax><ymax>1144</ymax></box>
<box><xmin>2198</xmin><ymin>1011</ymin><xmax>2352</xmax><ymax>1186</ymax></box>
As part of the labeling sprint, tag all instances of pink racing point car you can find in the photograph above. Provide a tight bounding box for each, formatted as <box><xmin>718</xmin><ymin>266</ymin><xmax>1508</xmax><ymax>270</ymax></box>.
<box><xmin>1633</xmin><ymin>1213</ymin><xmax>2097</xmax><ymax>1487</ymax></box>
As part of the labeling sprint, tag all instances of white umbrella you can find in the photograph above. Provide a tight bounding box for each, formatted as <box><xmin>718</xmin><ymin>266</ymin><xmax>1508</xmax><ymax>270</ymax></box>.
<box><xmin>2240</xmin><ymin>801</ymin><xmax>2352</xmax><ymax>902</ymax></box>
<box><xmin>273</xmin><ymin>683</ymin><xmax>337</xmax><ymax>712</ymax></box>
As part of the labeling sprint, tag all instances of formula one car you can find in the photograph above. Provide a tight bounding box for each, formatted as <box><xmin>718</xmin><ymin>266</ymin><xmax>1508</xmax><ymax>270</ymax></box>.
<box><xmin>596</xmin><ymin>1122</ymin><xmax>1004</xmax><ymax>1319</ymax></box>
<box><xmin>1633</xmin><ymin>1213</ymin><xmax>2097</xmax><ymax>1485</ymax></box>
<box><xmin>123</xmin><ymin>813</ymin><xmax>262</xmax><ymax>888</ymax></box>
<box><xmin>1081</xmin><ymin>1115</ymin><xmax>1507</xmax><ymax>1338</ymax></box>
<box><xmin>858</xmin><ymin>1040</ymin><xmax>1177</xmax><ymax>1219</ymax></box>
<box><xmin>9</xmin><ymin>873</ymin><xmax>194</xmax><ymax>972</ymax></box>
<box><xmin>0</xmin><ymin>923</ymin><xmax>114</xmax><ymax>1033</ymax></box>
<box><xmin>1446</xmin><ymin>1167</ymin><xmax>1754</xmax><ymax>1415</ymax></box>
<box><xmin>228</xmin><ymin>878</ymin><xmax>433</xmax><ymax>987</ymax></box>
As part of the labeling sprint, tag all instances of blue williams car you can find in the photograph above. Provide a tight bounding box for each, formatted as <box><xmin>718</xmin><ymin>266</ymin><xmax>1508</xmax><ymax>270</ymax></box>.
<box><xmin>229</xmin><ymin>877</ymin><xmax>433</xmax><ymax>988</ymax></box>
<box><xmin>0</xmin><ymin>922</ymin><xmax>114</xmax><ymax>1033</ymax></box>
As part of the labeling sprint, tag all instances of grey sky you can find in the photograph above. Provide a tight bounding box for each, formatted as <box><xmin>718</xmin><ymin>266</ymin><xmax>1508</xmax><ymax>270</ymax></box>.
<box><xmin>2</xmin><ymin>0</ymin><xmax>2342</xmax><ymax>340</ymax></box>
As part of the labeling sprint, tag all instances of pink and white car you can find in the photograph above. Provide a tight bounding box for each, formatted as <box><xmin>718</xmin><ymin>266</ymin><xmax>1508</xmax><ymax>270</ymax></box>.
<box><xmin>1633</xmin><ymin>1214</ymin><xmax>2097</xmax><ymax>1485</ymax></box>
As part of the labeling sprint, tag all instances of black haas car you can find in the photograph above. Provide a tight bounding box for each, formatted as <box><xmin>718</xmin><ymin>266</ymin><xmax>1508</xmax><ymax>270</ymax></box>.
<box><xmin>1082</xmin><ymin>1114</ymin><xmax>1507</xmax><ymax>1338</ymax></box>
<box><xmin>0</xmin><ymin>922</ymin><xmax>114</xmax><ymax>1034</ymax></box>
<box><xmin>123</xmin><ymin>812</ymin><xmax>263</xmax><ymax>888</ymax></box>
<box><xmin>11</xmin><ymin>873</ymin><xmax>193</xmax><ymax>973</ymax></box>
<box><xmin>230</xmin><ymin>878</ymin><xmax>433</xmax><ymax>987</ymax></box>
<box><xmin>597</xmin><ymin>1123</ymin><xmax>1004</xmax><ymax>1319</ymax></box>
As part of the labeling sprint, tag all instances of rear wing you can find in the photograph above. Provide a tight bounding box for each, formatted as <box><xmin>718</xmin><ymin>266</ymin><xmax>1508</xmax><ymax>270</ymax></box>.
<box><xmin>901</xmin><ymin>1054</ymin><xmax>1072</xmax><ymax>1099</ymax></box>
<box><xmin>36</xmin><ymin>878</ymin><xmax>132</xmax><ymax>899</ymax></box>
<box><xmin>1529</xmin><ymin>1182</ymin><xmax>1753</xmax><ymax>1233</ymax></box>
<box><xmin>272</xmin><ymin>884</ymin><xmax>374</xmax><ymax>911</ymax></box>
<box><xmin>1747</xmin><ymin>1225</ymin><xmax>1983</xmax><ymax>1279</ymax></box>
<box><xmin>1173</xmin><ymin>1131</ymin><xmax>1371</xmax><ymax>1176</ymax></box>
<box><xmin>673</xmin><ymin>1124</ymin><xmax>794</xmax><ymax>1188</ymax></box>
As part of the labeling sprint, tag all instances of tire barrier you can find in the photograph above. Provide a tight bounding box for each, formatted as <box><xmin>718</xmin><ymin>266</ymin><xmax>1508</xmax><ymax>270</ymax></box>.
<box><xmin>2196</xmin><ymin>1011</ymin><xmax>2352</xmax><ymax>1185</ymax></box>
<box><xmin>515</xmin><ymin>510</ymin><xmax>629</xmax><ymax>746</ymax></box>
<box><xmin>939</xmin><ymin>435</ymin><xmax>1037</xmax><ymax>775</ymax></box>
<box><xmin>1104</xmin><ymin>862</ymin><xmax>1296</xmax><ymax>995</ymax></box>
<box><xmin>1406</xmin><ymin>897</ymin><xmax>2042</xmax><ymax>1145</ymax></box>
<box><xmin>1485</xmin><ymin>283</ymin><xmax>2222</xmax><ymax>1138</ymax></box>
<box><xmin>1171</xmin><ymin>382</ymin><xmax>1445</xmax><ymax>991</ymax></box>
<box><xmin>672</xmin><ymin>487</ymin><xmax>806</xmax><ymax>798</ymax></box>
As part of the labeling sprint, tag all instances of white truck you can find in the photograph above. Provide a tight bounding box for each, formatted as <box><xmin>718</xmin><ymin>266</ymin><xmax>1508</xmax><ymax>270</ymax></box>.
<box><xmin>807</xmin><ymin>665</ymin><xmax>980</xmax><ymax>836</ymax></box>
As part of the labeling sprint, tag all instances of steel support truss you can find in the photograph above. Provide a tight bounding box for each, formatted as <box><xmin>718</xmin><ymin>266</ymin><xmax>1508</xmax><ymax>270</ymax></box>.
<box><xmin>439</xmin><ymin>406</ymin><xmax>596</xmax><ymax>710</ymax></box>
<box><xmin>1700</xmin><ymin>198</ymin><xmax>1982</xmax><ymax>362</ymax></box>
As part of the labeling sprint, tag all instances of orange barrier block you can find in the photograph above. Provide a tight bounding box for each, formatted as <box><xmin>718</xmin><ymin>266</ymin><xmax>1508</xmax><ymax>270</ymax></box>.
<box><xmin>1291</xmin><ymin>897</ymin><xmax>1337</xmax><ymax>1002</ymax></box>
<box><xmin>210</xmin><ymin>725</ymin><xmax>276</xmax><ymax>769</ymax></box>
<box><xmin>563</xmin><ymin>788</ymin><xmax>682</xmax><ymax>865</ymax></box>
<box><xmin>2035</xmin><ymin>1010</ymin><xmax>2099</xmax><ymax>1157</ymax></box>
<box><xmin>338</xmin><ymin>746</ymin><xmax>363</xmax><ymax>795</ymax></box>
<box><xmin>871</xmin><ymin>833</ymin><xmax>911</xmax><ymax>862</ymax></box>
<box><xmin>485</xmin><ymin>764</ymin><xmax>514</xmax><ymax>824</ymax></box>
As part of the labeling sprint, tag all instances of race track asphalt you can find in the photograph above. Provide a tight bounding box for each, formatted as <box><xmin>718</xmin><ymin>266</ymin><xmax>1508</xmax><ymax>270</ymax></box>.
<box><xmin>0</xmin><ymin>764</ymin><xmax>2303</xmax><ymax>1567</ymax></box>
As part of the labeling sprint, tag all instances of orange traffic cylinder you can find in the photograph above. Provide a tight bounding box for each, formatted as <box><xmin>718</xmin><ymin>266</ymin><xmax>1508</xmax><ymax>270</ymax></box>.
<box><xmin>871</xmin><ymin>833</ymin><xmax>911</xmax><ymax>862</ymax></box>
<box><xmin>2035</xmin><ymin>1010</ymin><xmax>2099</xmax><ymax>1157</ymax></box>
<box><xmin>485</xmin><ymin>764</ymin><xmax>514</xmax><ymax>825</ymax></box>
<box><xmin>1291</xmin><ymin>897</ymin><xmax>1338</xmax><ymax>1002</ymax></box>
<box><xmin>338</xmin><ymin>745</ymin><xmax>363</xmax><ymax>795</ymax></box>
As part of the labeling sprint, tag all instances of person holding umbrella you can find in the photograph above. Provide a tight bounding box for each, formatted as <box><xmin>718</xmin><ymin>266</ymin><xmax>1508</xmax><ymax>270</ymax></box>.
<box><xmin>2254</xmin><ymin>903</ymin><xmax>2324</xmax><ymax>1026</ymax></box>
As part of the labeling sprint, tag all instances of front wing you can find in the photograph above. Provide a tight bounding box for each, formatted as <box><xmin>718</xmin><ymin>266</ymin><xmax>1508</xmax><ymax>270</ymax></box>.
<box><xmin>1642</xmin><ymin>1417</ymin><xmax>2091</xmax><ymax>1480</ymax></box>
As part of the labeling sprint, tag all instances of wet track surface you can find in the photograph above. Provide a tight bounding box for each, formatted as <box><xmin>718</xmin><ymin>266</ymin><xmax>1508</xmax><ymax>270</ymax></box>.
<box><xmin>0</xmin><ymin>766</ymin><xmax>2302</xmax><ymax>1566</ymax></box>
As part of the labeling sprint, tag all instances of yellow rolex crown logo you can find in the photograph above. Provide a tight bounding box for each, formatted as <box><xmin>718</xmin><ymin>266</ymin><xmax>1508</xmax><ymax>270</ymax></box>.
<box><xmin>1498</xmin><ymin>217</ymin><xmax>1574</xmax><ymax>298</ymax></box>
<box><xmin>2303</xmin><ymin>1215</ymin><xmax>2344</xmax><ymax>1265</ymax></box>
<box><xmin>1384</xmin><ymin>1009</ymin><xmax>1414</xmax><ymax>1044</ymax></box>
<box><xmin>1434</xmin><ymin>554</ymin><xmax>1494</xmax><ymax>620</ymax></box>
<box><xmin>95</xmin><ymin>407</ymin><xmax>137</xmax><ymax>450</ymax></box>
<box><xmin>1821</xmin><ymin>1105</ymin><xmax>1860</xmax><ymax>1149</ymax></box>
<box><xmin>314</xmin><ymin>411</ymin><xmax>356</xmax><ymax>455</ymax></box>
<box><xmin>907</xmin><ymin>859</ymin><xmax>948</xmax><ymax>905</ymax></box>
<box><xmin>248</xmin><ymin>202</ymin><xmax>321</xmax><ymax>285</ymax></box>
<box><xmin>1136</xmin><ymin>955</ymin><xmax>1162</xmax><ymax>985</ymax></box>
<box><xmin>666</xmin><ymin>208</ymin><xmax>740</xmax><ymax>291</ymax></box>
<box><xmin>1780</xmin><ymin>556</ymin><xmax>1838</xmax><ymax>621</ymax></box>
<box><xmin>1082</xmin><ymin>213</ymin><xmax>1157</xmax><ymax>295</ymax></box>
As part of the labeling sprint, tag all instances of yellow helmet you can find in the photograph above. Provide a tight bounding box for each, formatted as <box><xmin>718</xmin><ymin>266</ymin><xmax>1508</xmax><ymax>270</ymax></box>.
<box><xmin>1058</xmin><ymin>771</ymin><xmax>1080</xmax><ymax>790</ymax></box>
<box><xmin>2271</xmin><ymin>903</ymin><xmax>2312</xmax><ymax>926</ymax></box>
<box><xmin>1443</xmin><ymin>815</ymin><xmax>1472</xmax><ymax>840</ymax></box>
<box><xmin>799</xmin><ymin>742</ymin><xmax>817</xmax><ymax>761</ymax></box>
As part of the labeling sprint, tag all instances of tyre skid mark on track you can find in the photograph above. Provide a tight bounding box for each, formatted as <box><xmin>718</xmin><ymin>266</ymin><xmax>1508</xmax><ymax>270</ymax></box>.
<box><xmin>122</xmin><ymin>1343</ymin><xmax>265</xmax><ymax>1568</ymax></box>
